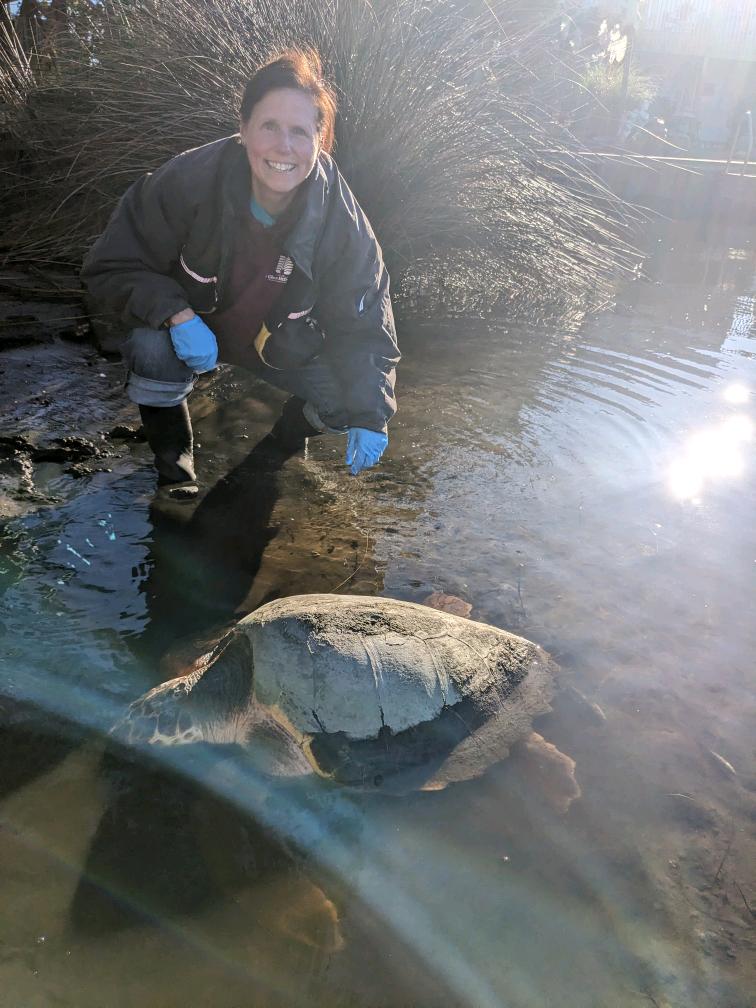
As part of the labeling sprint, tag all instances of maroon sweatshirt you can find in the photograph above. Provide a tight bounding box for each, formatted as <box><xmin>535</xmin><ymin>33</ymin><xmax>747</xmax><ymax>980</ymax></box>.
<box><xmin>206</xmin><ymin>206</ymin><xmax>298</xmax><ymax>371</ymax></box>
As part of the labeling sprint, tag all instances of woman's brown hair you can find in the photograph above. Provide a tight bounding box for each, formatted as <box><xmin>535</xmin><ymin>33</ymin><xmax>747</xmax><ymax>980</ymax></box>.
<box><xmin>240</xmin><ymin>48</ymin><xmax>337</xmax><ymax>153</ymax></box>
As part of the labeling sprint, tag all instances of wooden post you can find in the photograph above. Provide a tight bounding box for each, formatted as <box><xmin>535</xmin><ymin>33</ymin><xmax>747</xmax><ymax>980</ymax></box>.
<box><xmin>615</xmin><ymin>23</ymin><xmax>636</xmax><ymax>142</ymax></box>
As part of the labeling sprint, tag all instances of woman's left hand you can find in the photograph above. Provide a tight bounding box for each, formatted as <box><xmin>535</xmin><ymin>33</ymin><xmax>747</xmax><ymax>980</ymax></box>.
<box><xmin>346</xmin><ymin>428</ymin><xmax>388</xmax><ymax>475</ymax></box>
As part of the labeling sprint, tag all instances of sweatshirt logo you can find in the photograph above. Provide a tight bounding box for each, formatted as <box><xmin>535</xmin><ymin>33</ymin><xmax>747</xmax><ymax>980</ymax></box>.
<box><xmin>266</xmin><ymin>255</ymin><xmax>294</xmax><ymax>284</ymax></box>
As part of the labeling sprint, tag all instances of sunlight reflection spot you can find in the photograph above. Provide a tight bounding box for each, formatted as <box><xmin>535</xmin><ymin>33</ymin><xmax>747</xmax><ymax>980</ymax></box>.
<box><xmin>722</xmin><ymin>383</ymin><xmax>750</xmax><ymax>404</ymax></box>
<box><xmin>668</xmin><ymin>414</ymin><xmax>753</xmax><ymax>501</ymax></box>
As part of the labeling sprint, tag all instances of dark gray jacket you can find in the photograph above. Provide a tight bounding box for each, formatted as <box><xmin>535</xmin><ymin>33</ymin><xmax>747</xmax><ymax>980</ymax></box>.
<box><xmin>81</xmin><ymin>137</ymin><xmax>399</xmax><ymax>431</ymax></box>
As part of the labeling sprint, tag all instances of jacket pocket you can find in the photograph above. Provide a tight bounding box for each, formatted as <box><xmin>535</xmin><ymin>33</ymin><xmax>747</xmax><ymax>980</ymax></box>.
<box><xmin>256</xmin><ymin>314</ymin><xmax>324</xmax><ymax>370</ymax></box>
<box><xmin>177</xmin><ymin>251</ymin><xmax>218</xmax><ymax>314</ymax></box>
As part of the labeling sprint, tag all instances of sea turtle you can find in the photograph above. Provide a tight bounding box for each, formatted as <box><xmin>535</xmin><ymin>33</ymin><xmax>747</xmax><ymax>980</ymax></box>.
<box><xmin>114</xmin><ymin>594</ymin><xmax>577</xmax><ymax>801</ymax></box>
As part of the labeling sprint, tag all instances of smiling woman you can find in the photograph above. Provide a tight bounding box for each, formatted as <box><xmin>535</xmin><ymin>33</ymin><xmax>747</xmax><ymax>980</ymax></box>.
<box><xmin>239</xmin><ymin>60</ymin><xmax>335</xmax><ymax>216</ymax></box>
<box><xmin>242</xmin><ymin>88</ymin><xmax>321</xmax><ymax>214</ymax></box>
<box><xmin>81</xmin><ymin>49</ymin><xmax>398</xmax><ymax>498</ymax></box>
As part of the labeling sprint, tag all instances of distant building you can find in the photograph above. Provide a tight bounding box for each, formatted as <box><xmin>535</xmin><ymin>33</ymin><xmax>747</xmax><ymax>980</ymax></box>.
<box><xmin>636</xmin><ymin>0</ymin><xmax>756</xmax><ymax>150</ymax></box>
<box><xmin>639</xmin><ymin>0</ymin><xmax>756</xmax><ymax>61</ymax></box>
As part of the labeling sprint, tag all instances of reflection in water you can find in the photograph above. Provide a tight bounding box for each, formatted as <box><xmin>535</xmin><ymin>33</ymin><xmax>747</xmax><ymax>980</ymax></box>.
<box><xmin>0</xmin><ymin>470</ymin><xmax>153</xmax><ymax>722</ymax></box>
<box><xmin>1</xmin><ymin>222</ymin><xmax>755</xmax><ymax>1007</ymax></box>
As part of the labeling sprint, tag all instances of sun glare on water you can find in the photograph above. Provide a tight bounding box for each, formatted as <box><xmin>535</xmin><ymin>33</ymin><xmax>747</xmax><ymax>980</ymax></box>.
<box><xmin>722</xmin><ymin>382</ymin><xmax>750</xmax><ymax>405</ymax></box>
<box><xmin>668</xmin><ymin>411</ymin><xmax>754</xmax><ymax>501</ymax></box>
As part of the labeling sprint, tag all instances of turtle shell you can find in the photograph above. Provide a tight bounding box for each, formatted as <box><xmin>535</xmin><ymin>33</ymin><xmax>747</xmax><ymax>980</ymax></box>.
<box><xmin>243</xmin><ymin>594</ymin><xmax>555</xmax><ymax>791</ymax></box>
<box><xmin>115</xmin><ymin>594</ymin><xmax>557</xmax><ymax>793</ymax></box>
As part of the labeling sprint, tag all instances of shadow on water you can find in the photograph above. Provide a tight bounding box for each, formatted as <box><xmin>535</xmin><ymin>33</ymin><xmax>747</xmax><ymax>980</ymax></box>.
<box><xmin>133</xmin><ymin>437</ymin><xmax>293</xmax><ymax>673</ymax></box>
<box><xmin>0</xmin><ymin>698</ymin><xmax>86</xmax><ymax>801</ymax></box>
<box><xmin>69</xmin><ymin>741</ymin><xmax>291</xmax><ymax>934</ymax></box>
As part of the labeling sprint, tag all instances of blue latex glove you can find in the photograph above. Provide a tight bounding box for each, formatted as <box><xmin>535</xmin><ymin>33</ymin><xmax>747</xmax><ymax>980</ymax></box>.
<box><xmin>169</xmin><ymin>315</ymin><xmax>218</xmax><ymax>373</ymax></box>
<box><xmin>346</xmin><ymin>428</ymin><xmax>388</xmax><ymax>475</ymax></box>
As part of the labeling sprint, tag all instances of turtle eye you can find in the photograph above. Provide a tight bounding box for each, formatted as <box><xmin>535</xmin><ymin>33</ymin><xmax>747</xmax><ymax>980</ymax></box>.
<box><xmin>373</xmin><ymin>773</ymin><xmax>384</xmax><ymax>787</ymax></box>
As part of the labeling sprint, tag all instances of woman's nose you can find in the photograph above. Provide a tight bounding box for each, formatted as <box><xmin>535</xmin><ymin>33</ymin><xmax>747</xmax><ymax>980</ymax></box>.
<box><xmin>276</xmin><ymin>130</ymin><xmax>294</xmax><ymax>153</ymax></box>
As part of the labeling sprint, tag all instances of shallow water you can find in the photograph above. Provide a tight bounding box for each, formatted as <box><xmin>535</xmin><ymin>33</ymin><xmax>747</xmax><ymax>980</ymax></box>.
<box><xmin>1</xmin><ymin>220</ymin><xmax>755</xmax><ymax>1007</ymax></box>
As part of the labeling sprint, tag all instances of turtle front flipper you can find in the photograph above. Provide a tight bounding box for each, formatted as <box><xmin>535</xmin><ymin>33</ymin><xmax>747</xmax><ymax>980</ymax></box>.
<box><xmin>111</xmin><ymin>673</ymin><xmax>206</xmax><ymax>747</ymax></box>
<box><xmin>112</xmin><ymin>632</ymin><xmax>256</xmax><ymax>748</ymax></box>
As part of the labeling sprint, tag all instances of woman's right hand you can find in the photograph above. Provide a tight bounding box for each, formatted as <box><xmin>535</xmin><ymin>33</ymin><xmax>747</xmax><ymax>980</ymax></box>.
<box><xmin>346</xmin><ymin>427</ymin><xmax>388</xmax><ymax>475</ymax></box>
<box><xmin>169</xmin><ymin>313</ymin><xmax>218</xmax><ymax>373</ymax></box>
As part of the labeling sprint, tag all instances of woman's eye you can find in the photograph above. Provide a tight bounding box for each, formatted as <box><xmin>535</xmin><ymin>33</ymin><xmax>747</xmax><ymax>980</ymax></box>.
<box><xmin>292</xmin><ymin>127</ymin><xmax>308</xmax><ymax>138</ymax></box>
<box><xmin>262</xmin><ymin>122</ymin><xmax>277</xmax><ymax>131</ymax></box>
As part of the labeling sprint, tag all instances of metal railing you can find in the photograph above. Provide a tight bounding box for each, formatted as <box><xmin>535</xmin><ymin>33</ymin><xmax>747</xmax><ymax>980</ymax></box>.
<box><xmin>725</xmin><ymin>109</ymin><xmax>754</xmax><ymax>175</ymax></box>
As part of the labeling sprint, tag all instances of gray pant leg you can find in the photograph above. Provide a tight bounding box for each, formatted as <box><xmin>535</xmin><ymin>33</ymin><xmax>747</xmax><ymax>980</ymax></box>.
<box><xmin>121</xmin><ymin>327</ymin><xmax>196</xmax><ymax>407</ymax></box>
<box><xmin>259</xmin><ymin>356</ymin><xmax>349</xmax><ymax>431</ymax></box>
<box><xmin>123</xmin><ymin>328</ymin><xmax>347</xmax><ymax>427</ymax></box>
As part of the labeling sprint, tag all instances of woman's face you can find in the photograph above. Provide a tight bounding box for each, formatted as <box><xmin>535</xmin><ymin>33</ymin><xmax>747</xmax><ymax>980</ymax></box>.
<box><xmin>240</xmin><ymin>87</ymin><xmax>320</xmax><ymax>215</ymax></box>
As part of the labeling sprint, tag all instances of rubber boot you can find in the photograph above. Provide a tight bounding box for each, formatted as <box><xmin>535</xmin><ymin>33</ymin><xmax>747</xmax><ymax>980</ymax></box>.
<box><xmin>138</xmin><ymin>402</ymin><xmax>197</xmax><ymax>496</ymax></box>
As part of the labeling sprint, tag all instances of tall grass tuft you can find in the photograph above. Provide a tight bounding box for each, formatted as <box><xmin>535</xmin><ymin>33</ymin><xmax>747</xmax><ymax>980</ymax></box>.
<box><xmin>0</xmin><ymin>7</ymin><xmax>34</xmax><ymax>111</ymax></box>
<box><xmin>0</xmin><ymin>0</ymin><xmax>639</xmax><ymax>321</ymax></box>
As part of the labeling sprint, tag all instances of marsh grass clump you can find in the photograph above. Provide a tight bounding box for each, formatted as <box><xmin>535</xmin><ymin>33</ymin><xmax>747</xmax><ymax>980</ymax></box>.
<box><xmin>581</xmin><ymin>60</ymin><xmax>658</xmax><ymax>114</ymax></box>
<box><xmin>1</xmin><ymin>0</ymin><xmax>639</xmax><ymax>321</ymax></box>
